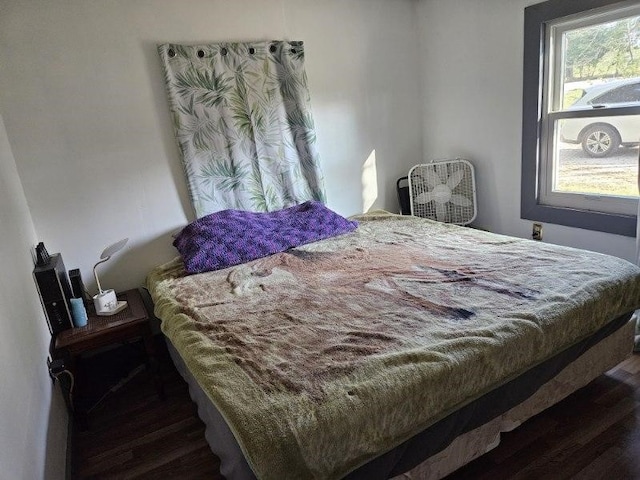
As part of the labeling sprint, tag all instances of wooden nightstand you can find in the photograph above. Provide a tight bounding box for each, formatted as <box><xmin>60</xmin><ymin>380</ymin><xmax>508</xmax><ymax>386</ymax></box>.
<box><xmin>53</xmin><ymin>288</ymin><xmax>164</xmax><ymax>427</ymax></box>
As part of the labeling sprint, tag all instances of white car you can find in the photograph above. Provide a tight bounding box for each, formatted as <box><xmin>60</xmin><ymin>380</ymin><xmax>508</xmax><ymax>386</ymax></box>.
<box><xmin>560</xmin><ymin>78</ymin><xmax>640</xmax><ymax>157</ymax></box>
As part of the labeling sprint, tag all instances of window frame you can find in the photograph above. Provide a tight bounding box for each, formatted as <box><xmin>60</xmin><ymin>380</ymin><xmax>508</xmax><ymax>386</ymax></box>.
<box><xmin>522</xmin><ymin>0</ymin><xmax>639</xmax><ymax>237</ymax></box>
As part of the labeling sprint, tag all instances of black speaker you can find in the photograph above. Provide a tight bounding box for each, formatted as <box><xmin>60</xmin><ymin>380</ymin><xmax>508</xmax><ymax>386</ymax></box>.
<box><xmin>396</xmin><ymin>176</ymin><xmax>411</xmax><ymax>215</ymax></box>
<box><xmin>33</xmin><ymin>253</ymin><xmax>73</xmax><ymax>335</ymax></box>
<box><xmin>68</xmin><ymin>268</ymin><xmax>88</xmax><ymax>304</ymax></box>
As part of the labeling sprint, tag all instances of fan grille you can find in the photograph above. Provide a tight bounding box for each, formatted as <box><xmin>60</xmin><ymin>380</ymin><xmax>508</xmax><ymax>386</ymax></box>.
<box><xmin>408</xmin><ymin>160</ymin><xmax>477</xmax><ymax>225</ymax></box>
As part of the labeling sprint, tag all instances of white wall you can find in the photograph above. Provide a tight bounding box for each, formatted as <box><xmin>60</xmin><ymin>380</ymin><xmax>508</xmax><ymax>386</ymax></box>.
<box><xmin>0</xmin><ymin>0</ymin><xmax>423</xmax><ymax>293</ymax></box>
<box><xmin>0</xmin><ymin>114</ymin><xmax>67</xmax><ymax>479</ymax></box>
<box><xmin>417</xmin><ymin>0</ymin><xmax>637</xmax><ymax>262</ymax></box>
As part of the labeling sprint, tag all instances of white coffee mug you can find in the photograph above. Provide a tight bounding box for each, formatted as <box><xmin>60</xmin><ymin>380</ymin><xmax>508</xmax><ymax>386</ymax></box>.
<box><xmin>93</xmin><ymin>289</ymin><xmax>118</xmax><ymax>314</ymax></box>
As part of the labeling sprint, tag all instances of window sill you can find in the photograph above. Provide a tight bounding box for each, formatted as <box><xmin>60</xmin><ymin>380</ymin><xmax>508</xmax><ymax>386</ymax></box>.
<box><xmin>521</xmin><ymin>201</ymin><xmax>636</xmax><ymax>237</ymax></box>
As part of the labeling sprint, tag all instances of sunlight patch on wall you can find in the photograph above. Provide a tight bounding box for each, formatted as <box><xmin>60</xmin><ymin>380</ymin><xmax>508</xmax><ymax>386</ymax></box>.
<box><xmin>362</xmin><ymin>150</ymin><xmax>378</xmax><ymax>212</ymax></box>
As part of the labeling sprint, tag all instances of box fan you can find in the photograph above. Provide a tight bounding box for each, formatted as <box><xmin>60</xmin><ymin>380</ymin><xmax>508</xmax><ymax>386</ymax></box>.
<box><xmin>408</xmin><ymin>159</ymin><xmax>477</xmax><ymax>225</ymax></box>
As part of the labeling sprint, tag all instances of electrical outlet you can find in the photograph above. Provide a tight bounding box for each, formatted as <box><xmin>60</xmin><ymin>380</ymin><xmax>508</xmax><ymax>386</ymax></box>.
<box><xmin>47</xmin><ymin>356</ymin><xmax>55</xmax><ymax>384</ymax></box>
<box><xmin>532</xmin><ymin>222</ymin><xmax>543</xmax><ymax>241</ymax></box>
<box><xmin>47</xmin><ymin>357</ymin><xmax>66</xmax><ymax>384</ymax></box>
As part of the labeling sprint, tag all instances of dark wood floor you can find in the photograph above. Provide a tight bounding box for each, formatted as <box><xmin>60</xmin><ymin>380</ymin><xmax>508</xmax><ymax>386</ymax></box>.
<box><xmin>447</xmin><ymin>353</ymin><xmax>640</xmax><ymax>480</ymax></box>
<box><xmin>72</xmin><ymin>340</ymin><xmax>640</xmax><ymax>479</ymax></box>
<box><xmin>72</xmin><ymin>339</ymin><xmax>222</xmax><ymax>480</ymax></box>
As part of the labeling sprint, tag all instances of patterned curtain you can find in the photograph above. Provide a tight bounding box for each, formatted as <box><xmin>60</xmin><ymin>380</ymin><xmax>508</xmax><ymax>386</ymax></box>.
<box><xmin>158</xmin><ymin>41</ymin><xmax>326</xmax><ymax>218</ymax></box>
<box><xmin>636</xmin><ymin>152</ymin><xmax>640</xmax><ymax>351</ymax></box>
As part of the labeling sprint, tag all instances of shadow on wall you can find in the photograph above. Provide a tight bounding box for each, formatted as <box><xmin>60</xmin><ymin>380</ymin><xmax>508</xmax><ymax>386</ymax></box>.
<box><xmin>83</xmin><ymin>227</ymin><xmax>180</xmax><ymax>294</ymax></box>
<box><xmin>43</xmin><ymin>383</ymin><xmax>69</xmax><ymax>479</ymax></box>
<box><xmin>141</xmin><ymin>39</ymin><xmax>195</xmax><ymax>221</ymax></box>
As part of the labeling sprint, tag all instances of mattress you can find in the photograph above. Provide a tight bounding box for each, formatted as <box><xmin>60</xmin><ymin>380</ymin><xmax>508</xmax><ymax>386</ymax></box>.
<box><xmin>166</xmin><ymin>316</ymin><xmax>635</xmax><ymax>480</ymax></box>
<box><xmin>147</xmin><ymin>213</ymin><xmax>640</xmax><ymax>479</ymax></box>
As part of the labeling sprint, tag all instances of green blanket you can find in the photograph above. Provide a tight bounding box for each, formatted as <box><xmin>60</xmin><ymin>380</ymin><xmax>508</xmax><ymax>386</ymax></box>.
<box><xmin>147</xmin><ymin>213</ymin><xmax>640</xmax><ymax>479</ymax></box>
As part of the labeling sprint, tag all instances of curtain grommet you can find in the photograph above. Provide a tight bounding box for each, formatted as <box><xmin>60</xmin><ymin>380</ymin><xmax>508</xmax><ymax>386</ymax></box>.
<box><xmin>269</xmin><ymin>45</ymin><xmax>276</xmax><ymax>53</ymax></box>
<box><xmin>168</xmin><ymin>48</ymin><xmax>176</xmax><ymax>58</ymax></box>
<box><xmin>197</xmin><ymin>49</ymin><xmax>205</xmax><ymax>58</ymax></box>
<box><xmin>221</xmin><ymin>47</ymin><xmax>228</xmax><ymax>56</ymax></box>
<box><xmin>248</xmin><ymin>47</ymin><xmax>255</xmax><ymax>55</ymax></box>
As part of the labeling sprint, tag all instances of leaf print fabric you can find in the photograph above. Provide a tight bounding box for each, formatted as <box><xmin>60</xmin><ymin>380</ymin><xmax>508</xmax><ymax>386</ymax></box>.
<box><xmin>159</xmin><ymin>41</ymin><xmax>326</xmax><ymax>217</ymax></box>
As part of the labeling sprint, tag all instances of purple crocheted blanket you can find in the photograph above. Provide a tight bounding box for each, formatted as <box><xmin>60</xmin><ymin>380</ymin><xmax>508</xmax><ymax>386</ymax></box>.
<box><xmin>174</xmin><ymin>201</ymin><xmax>358</xmax><ymax>274</ymax></box>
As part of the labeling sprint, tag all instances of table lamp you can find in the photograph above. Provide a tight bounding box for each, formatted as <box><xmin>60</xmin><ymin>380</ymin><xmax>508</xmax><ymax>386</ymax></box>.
<box><xmin>93</xmin><ymin>238</ymin><xmax>128</xmax><ymax>316</ymax></box>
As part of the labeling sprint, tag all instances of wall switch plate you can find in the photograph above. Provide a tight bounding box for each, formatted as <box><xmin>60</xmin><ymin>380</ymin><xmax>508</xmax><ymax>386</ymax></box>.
<box><xmin>532</xmin><ymin>222</ymin><xmax>543</xmax><ymax>241</ymax></box>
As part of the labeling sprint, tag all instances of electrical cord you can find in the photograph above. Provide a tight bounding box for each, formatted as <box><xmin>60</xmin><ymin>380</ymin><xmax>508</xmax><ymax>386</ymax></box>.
<box><xmin>52</xmin><ymin>369</ymin><xmax>75</xmax><ymax>410</ymax></box>
<box><xmin>87</xmin><ymin>363</ymin><xmax>146</xmax><ymax>413</ymax></box>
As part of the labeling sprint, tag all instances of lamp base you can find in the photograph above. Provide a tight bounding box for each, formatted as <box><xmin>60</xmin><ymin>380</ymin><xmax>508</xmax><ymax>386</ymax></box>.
<box><xmin>96</xmin><ymin>300</ymin><xmax>128</xmax><ymax>316</ymax></box>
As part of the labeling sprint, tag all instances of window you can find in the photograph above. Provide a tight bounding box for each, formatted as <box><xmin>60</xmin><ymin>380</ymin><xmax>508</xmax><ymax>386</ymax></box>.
<box><xmin>522</xmin><ymin>0</ymin><xmax>640</xmax><ymax>236</ymax></box>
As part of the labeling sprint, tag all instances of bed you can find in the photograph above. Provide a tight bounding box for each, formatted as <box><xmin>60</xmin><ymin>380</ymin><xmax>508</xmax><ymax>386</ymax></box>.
<box><xmin>146</xmin><ymin>207</ymin><xmax>640</xmax><ymax>480</ymax></box>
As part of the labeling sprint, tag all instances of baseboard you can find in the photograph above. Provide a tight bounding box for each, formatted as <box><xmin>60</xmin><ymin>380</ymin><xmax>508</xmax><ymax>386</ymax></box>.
<box><xmin>66</xmin><ymin>415</ymin><xmax>73</xmax><ymax>480</ymax></box>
